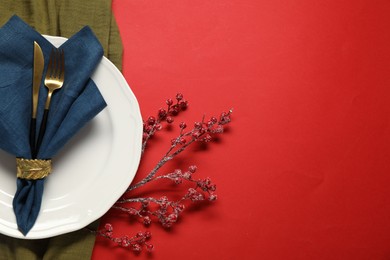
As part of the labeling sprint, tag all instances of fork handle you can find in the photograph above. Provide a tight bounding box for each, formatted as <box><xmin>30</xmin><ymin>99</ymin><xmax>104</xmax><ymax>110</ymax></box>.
<box><xmin>30</xmin><ymin>118</ymin><xmax>37</xmax><ymax>158</ymax></box>
<box><xmin>35</xmin><ymin>109</ymin><xmax>49</xmax><ymax>157</ymax></box>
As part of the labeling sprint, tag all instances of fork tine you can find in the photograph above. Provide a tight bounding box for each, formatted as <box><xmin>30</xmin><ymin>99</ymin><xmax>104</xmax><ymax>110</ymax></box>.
<box><xmin>46</xmin><ymin>48</ymin><xmax>54</xmax><ymax>78</ymax></box>
<box><xmin>59</xmin><ymin>49</ymin><xmax>65</xmax><ymax>80</ymax></box>
<box><xmin>51</xmin><ymin>49</ymin><xmax>58</xmax><ymax>78</ymax></box>
<box><xmin>54</xmin><ymin>49</ymin><xmax>59</xmax><ymax>79</ymax></box>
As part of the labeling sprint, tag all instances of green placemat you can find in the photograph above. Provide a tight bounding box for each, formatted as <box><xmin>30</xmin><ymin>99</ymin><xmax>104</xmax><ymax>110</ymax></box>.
<box><xmin>0</xmin><ymin>0</ymin><xmax>123</xmax><ymax>69</ymax></box>
<box><xmin>0</xmin><ymin>0</ymin><xmax>123</xmax><ymax>259</ymax></box>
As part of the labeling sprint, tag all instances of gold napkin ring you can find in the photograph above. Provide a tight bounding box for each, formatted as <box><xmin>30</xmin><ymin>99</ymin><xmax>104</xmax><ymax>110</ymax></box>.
<box><xmin>16</xmin><ymin>158</ymin><xmax>52</xmax><ymax>180</ymax></box>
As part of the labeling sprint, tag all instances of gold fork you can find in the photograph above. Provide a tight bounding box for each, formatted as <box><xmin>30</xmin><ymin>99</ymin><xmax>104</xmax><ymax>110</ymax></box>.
<box><xmin>35</xmin><ymin>48</ymin><xmax>65</xmax><ymax>156</ymax></box>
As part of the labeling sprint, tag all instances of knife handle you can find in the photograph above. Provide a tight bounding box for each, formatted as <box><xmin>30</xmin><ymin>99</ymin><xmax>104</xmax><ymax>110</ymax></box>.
<box><xmin>30</xmin><ymin>118</ymin><xmax>37</xmax><ymax>159</ymax></box>
<box><xmin>35</xmin><ymin>109</ymin><xmax>49</xmax><ymax>157</ymax></box>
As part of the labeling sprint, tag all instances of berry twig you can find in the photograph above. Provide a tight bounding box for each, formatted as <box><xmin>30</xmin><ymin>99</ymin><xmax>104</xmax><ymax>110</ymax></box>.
<box><xmin>88</xmin><ymin>224</ymin><xmax>153</xmax><ymax>252</ymax></box>
<box><xmin>93</xmin><ymin>93</ymin><xmax>232</xmax><ymax>253</ymax></box>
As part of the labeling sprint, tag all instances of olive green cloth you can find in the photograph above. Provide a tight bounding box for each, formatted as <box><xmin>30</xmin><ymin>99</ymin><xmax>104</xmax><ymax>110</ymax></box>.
<box><xmin>0</xmin><ymin>0</ymin><xmax>123</xmax><ymax>259</ymax></box>
<box><xmin>0</xmin><ymin>0</ymin><xmax>122</xmax><ymax>69</ymax></box>
<box><xmin>0</xmin><ymin>221</ymin><xmax>99</xmax><ymax>260</ymax></box>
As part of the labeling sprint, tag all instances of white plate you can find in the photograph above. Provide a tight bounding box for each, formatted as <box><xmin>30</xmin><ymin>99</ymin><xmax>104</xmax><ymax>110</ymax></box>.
<box><xmin>0</xmin><ymin>36</ymin><xmax>142</xmax><ymax>239</ymax></box>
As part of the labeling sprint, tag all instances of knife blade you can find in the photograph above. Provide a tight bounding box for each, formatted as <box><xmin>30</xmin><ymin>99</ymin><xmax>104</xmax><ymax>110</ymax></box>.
<box><xmin>32</xmin><ymin>41</ymin><xmax>44</xmax><ymax>119</ymax></box>
<box><xmin>30</xmin><ymin>41</ymin><xmax>44</xmax><ymax>158</ymax></box>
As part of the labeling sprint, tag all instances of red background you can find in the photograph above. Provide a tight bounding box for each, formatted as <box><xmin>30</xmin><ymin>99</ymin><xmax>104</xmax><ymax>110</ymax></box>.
<box><xmin>93</xmin><ymin>0</ymin><xmax>390</xmax><ymax>259</ymax></box>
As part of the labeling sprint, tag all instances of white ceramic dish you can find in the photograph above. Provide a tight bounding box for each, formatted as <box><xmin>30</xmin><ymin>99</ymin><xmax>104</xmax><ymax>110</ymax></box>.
<box><xmin>0</xmin><ymin>36</ymin><xmax>142</xmax><ymax>239</ymax></box>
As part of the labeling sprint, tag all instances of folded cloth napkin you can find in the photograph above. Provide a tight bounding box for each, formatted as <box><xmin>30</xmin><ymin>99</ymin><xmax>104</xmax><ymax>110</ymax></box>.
<box><xmin>0</xmin><ymin>15</ymin><xmax>106</xmax><ymax>235</ymax></box>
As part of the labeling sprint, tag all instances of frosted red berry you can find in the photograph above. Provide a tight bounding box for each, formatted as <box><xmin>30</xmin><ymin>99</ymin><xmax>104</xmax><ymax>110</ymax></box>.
<box><xmin>166</xmin><ymin>116</ymin><xmax>174</xmax><ymax>123</ymax></box>
<box><xmin>147</xmin><ymin>116</ymin><xmax>156</xmax><ymax>125</ymax></box>
<box><xmin>188</xmin><ymin>165</ymin><xmax>197</xmax><ymax>173</ymax></box>
<box><xmin>146</xmin><ymin>244</ymin><xmax>154</xmax><ymax>252</ymax></box>
<box><xmin>176</xmin><ymin>93</ymin><xmax>183</xmax><ymax>101</ymax></box>
<box><xmin>166</xmin><ymin>98</ymin><xmax>173</xmax><ymax>106</ymax></box>
<box><xmin>179</xmin><ymin>122</ymin><xmax>187</xmax><ymax>129</ymax></box>
<box><xmin>104</xmin><ymin>223</ymin><xmax>113</xmax><ymax>232</ymax></box>
<box><xmin>158</xmin><ymin>108</ymin><xmax>167</xmax><ymax>118</ymax></box>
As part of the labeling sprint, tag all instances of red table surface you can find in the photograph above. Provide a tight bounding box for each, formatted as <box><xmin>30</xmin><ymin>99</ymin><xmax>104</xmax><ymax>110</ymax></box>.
<box><xmin>92</xmin><ymin>1</ymin><xmax>390</xmax><ymax>259</ymax></box>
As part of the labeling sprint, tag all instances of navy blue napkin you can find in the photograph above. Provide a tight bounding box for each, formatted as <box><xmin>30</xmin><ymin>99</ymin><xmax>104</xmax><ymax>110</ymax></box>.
<box><xmin>0</xmin><ymin>16</ymin><xmax>107</xmax><ymax>235</ymax></box>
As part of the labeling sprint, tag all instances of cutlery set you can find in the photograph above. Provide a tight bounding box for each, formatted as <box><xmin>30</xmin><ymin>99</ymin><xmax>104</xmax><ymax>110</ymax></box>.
<box><xmin>30</xmin><ymin>42</ymin><xmax>65</xmax><ymax>158</ymax></box>
<box><xmin>0</xmin><ymin>16</ymin><xmax>110</xmax><ymax>236</ymax></box>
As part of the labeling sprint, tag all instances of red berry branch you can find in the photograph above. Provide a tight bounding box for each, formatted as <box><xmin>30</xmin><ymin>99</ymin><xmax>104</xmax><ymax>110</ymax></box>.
<box><xmin>94</xmin><ymin>224</ymin><xmax>154</xmax><ymax>252</ymax></box>
<box><xmin>90</xmin><ymin>93</ymin><xmax>232</xmax><ymax>253</ymax></box>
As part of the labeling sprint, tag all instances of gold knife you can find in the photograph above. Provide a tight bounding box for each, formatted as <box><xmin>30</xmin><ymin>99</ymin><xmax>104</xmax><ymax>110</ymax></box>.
<box><xmin>30</xmin><ymin>41</ymin><xmax>44</xmax><ymax>158</ymax></box>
